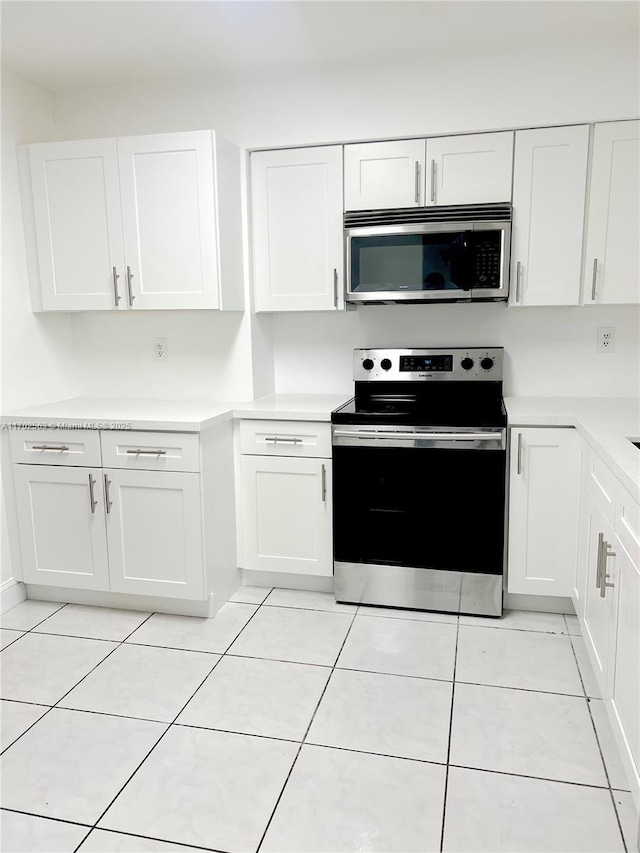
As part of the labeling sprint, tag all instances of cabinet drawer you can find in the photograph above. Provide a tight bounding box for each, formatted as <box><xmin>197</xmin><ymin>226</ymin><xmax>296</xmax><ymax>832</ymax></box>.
<box><xmin>100</xmin><ymin>431</ymin><xmax>200</xmax><ymax>472</ymax></box>
<box><xmin>586</xmin><ymin>448</ymin><xmax>617</xmax><ymax>524</ymax></box>
<box><xmin>616</xmin><ymin>488</ymin><xmax>640</xmax><ymax>566</ymax></box>
<box><xmin>239</xmin><ymin>420</ymin><xmax>331</xmax><ymax>458</ymax></box>
<box><xmin>10</xmin><ymin>429</ymin><xmax>101</xmax><ymax>467</ymax></box>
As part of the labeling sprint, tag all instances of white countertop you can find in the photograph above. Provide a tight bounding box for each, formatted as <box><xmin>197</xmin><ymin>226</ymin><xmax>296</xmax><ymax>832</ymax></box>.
<box><xmin>2</xmin><ymin>394</ymin><xmax>351</xmax><ymax>433</ymax></box>
<box><xmin>505</xmin><ymin>397</ymin><xmax>640</xmax><ymax>503</ymax></box>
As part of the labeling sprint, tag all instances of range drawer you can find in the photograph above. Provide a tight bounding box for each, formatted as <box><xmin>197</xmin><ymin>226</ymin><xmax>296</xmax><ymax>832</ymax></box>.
<box><xmin>100</xmin><ymin>431</ymin><xmax>200</xmax><ymax>472</ymax></box>
<box><xmin>10</xmin><ymin>429</ymin><xmax>101</xmax><ymax>467</ymax></box>
<box><xmin>239</xmin><ymin>420</ymin><xmax>331</xmax><ymax>458</ymax></box>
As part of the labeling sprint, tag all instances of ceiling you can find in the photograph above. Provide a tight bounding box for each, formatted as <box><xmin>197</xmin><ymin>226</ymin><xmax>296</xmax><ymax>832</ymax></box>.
<box><xmin>1</xmin><ymin>0</ymin><xmax>638</xmax><ymax>93</ymax></box>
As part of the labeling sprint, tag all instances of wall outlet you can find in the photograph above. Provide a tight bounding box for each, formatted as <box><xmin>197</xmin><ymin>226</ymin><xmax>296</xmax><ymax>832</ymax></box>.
<box><xmin>597</xmin><ymin>327</ymin><xmax>615</xmax><ymax>353</ymax></box>
<box><xmin>153</xmin><ymin>338</ymin><xmax>168</xmax><ymax>361</ymax></box>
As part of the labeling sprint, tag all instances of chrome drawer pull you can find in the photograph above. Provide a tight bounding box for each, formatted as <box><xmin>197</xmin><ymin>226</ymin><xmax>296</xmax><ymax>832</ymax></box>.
<box><xmin>321</xmin><ymin>464</ymin><xmax>327</xmax><ymax>502</ymax></box>
<box><xmin>591</xmin><ymin>258</ymin><xmax>598</xmax><ymax>301</ymax></box>
<box><xmin>32</xmin><ymin>444</ymin><xmax>70</xmax><ymax>452</ymax></box>
<box><xmin>264</xmin><ymin>437</ymin><xmax>303</xmax><ymax>444</ymax></box>
<box><xmin>126</xmin><ymin>448</ymin><xmax>167</xmax><ymax>456</ymax></box>
<box><xmin>126</xmin><ymin>266</ymin><xmax>135</xmax><ymax>306</ymax></box>
<box><xmin>104</xmin><ymin>474</ymin><xmax>112</xmax><ymax>514</ymax></box>
<box><xmin>112</xmin><ymin>266</ymin><xmax>121</xmax><ymax>306</ymax></box>
<box><xmin>517</xmin><ymin>433</ymin><xmax>523</xmax><ymax>476</ymax></box>
<box><xmin>599</xmin><ymin>538</ymin><xmax>616</xmax><ymax>598</ymax></box>
<box><xmin>88</xmin><ymin>473</ymin><xmax>98</xmax><ymax>513</ymax></box>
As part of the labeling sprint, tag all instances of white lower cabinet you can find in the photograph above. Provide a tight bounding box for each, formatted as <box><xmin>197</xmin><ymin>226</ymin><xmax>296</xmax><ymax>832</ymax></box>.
<box><xmin>507</xmin><ymin>427</ymin><xmax>581</xmax><ymax>596</ymax></box>
<box><xmin>14</xmin><ymin>464</ymin><xmax>110</xmax><ymax>591</ymax></box>
<box><xmin>105</xmin><ymin>469</ymin><xmax>204</xmax><ymax>599</ymax></box>
<box><xmin>238</xmin><ymin>420</ymin><xmax>333</xmax><ymax>577</ymax></box>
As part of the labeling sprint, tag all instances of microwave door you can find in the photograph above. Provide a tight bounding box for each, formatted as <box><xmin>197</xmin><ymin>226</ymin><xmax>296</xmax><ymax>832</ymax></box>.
<box><xmin>421</xmin><ymin>231</ymin><xmax>470</xmax><ymax>295</ymax></box>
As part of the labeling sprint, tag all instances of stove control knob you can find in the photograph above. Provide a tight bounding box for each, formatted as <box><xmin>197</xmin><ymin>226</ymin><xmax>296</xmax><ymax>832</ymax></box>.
<box><xmin>362</xmin><ymin>358</ymin><xmax>374</xmax><ymax>371</ymax></box>
<box><xmin>380</xmin><ymin>358</ymin><xmax>392</xmax><ymax>371</ymax></box>
<box><xmin>480</xmin><ymin>357</ymin><xmax>494</xmax><ymax>371</ymax></box>
<box><xmin>461</xmin><ymin>357</ymin><xmax>474</xmax><ymax>371</ymax></box>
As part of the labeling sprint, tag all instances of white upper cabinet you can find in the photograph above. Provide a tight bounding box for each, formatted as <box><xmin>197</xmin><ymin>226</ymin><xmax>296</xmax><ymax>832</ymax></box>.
<box><xmin>583</xmin><ymin>120</ymin><xmax>640</xmax><ymax>305</ymax></box>
<box><xmin>510</xmin><ymin>125</ymin><xmax>589</xmax><ymax>306</ymax></box>
<box><xmin>21</xmin><ymin>130</ymin><xmax>243</xmax><ymax>312</ymax></box>
<box><xmin>27</xmin><ymin>139</ymin><xmax>126</xmax><ymax>311</ymax></box>
<box><xmin>251</xmin><ymin>146</ymin><xmax>344</xmax><ymax>312</ymax></box>
<box><xmin>426</xmin><ymin>131</ymin><xmax>514</xmax><ymax>206</ymax></box>
<box><xmin>344</xmin><ymin>139</ymin><xmax>426</xmax><ymax>210</ymax></box>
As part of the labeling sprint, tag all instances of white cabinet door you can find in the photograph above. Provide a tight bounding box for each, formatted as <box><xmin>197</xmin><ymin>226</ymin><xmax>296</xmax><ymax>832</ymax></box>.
<box><xmin>105</xmin><ymin>469</ymin><xmax>205</xmax><ymax>599</ymax></box>
<box><xmin>511</xmin><ymin>125</ymin><xmax>589</xmax><ymax>306</ymax></box>
<box><xmin>609</xmin><ymin>543</ymin><xmax>640</xmax><ymax>794</ymax></box>
<box><xmin>344</xmin><ymin>139</ymin><xmax>425</xmax><ymax>210</ymax></box>
<box><xmin>507</xmin><ymin>428</ymin><xmax>581</xmax><ymax>596</ymax></box>
<box><xmin>582</xmin><ymin>492</ymin><xmax>617</xmax><ymax>692</ymax></box>
<box><xmin>240</xmin><ymin>455</ymin><xmax>332</xmax><ymax>576</ymax></box>
<box><xmin>426</xmin><ymin>132</ymin><xmax>514</xmax><ymax>206</ymax></box>
<box><xmin>13</xmin><ymin>464</ymin><xmax>109</xmax><ymax>591</ymax></box>
<box><xmin>117</xmin><ymin>131</ymin><xmax>220</xmax><ymax>310</ymax></box>
<box><xmin>28</xmin><ymin>139</ymin><xmax>125</xmax><ymax>311</ymax></box>
<box><xmin>584</xmin><ymin>120</ymin><xmax>640</xmax><ymax>305</ymax></box>
<box><xmin>251</xmin><ymin>146</ymin><xmax>344</xmax><ymax>312</ymax></box>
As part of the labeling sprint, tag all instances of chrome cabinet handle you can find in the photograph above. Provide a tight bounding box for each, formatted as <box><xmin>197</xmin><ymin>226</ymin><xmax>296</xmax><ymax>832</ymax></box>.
<box><xmin>104</xmin><ymin>473</ymin><xmax>112</xmax><ymax>514</ymax></box>
<box><xmin>126</xmin><ymin>266</ymin><xmax>135</xmax><ymax>306</ymax></box>
<box><xmin>414</xmin><ymin>161</ymin><xmax>420</xmax><ymax>204</ymax></box>
<box><xmin>430</xmin><ymin>159</ymin><xmax>436</xmax><ymax>203</ymax></box>
<box><xmin>599</xmin><ymin>538</ymin><xmax>616</xmax><ymax>597</ymax></box>
<box><xmin>517</xmin><ymin>432</ymin><xmax>523</xmax><ymax>475</ymax></box>
<box><xmin>112</xmin><ymin>267</ymin><xmax>121</xmax><ymax>307</ymax></box>
<box><xmin>31</xmin><ymin>444</ymin><xmax>69</xmax><ymax>452</ymax></box>
<box><xmin>591</xmin><ymin>258</ymin><xmax>598</xmax><ymax>301</ymax></box>
<box><xmin>515</xmin><ymin>261</ymin><xmax>522</xmax><ymax>303</ymax></box>
<box><xmin>126</xmin><ymin>448</ymin><xmax>167</xmax><ymax>456</ymax></box>
<box><xmin>321</xmin><ymin>464</ymin><xmax>327</xmax><ymax>502</ymax></box>
<box><xmin>596</xmin><ymin>532</ymin><xmax>604</xmax><ymax>589</ymax></box>
<box><xmin>88</xmin><ymin>473</ymin><xmax>98</xmax><ymax>513</ymax></box>
<box><xmin>264</xmin><ymin>436</ymin><xmax>302</xmax><ymax>445</ymax></box>
<box><xmin>333</xmin><ymin>268</ymin><xmax>338</xmax><ymax>308</ymax></box>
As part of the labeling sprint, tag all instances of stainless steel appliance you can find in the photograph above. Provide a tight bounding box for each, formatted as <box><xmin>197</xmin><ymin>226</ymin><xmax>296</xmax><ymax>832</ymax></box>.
<box><xmin>331</xmin><ymin>347</ymin><xmax>507</xmax><ymax>616</ymax></box>
<box><xmin>345</xmin><ymin>203</ymin><xmax>511</xmax><ymax>304</ymax></box>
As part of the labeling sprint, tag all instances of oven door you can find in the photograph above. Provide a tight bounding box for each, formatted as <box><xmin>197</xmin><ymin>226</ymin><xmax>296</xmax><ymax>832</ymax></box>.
<box><xmin>332</xmin><ymin>426</ymin><xmax>507</xmax><ymax>615</ymax></box>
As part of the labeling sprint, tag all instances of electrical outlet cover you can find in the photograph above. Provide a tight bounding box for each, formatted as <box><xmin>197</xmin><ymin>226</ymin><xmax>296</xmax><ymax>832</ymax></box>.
<box><xmin>596</xmin><ymin>327</ymin><xmax>615</xmax><ymax>354</ymax></box>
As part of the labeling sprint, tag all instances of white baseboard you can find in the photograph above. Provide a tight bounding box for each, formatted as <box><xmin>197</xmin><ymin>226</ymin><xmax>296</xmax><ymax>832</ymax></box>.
<box><xmin>25</xmin><ymin>585</ymin><xmax>219</xmax><ymax>618</ymax></box>
<box><xmin>1</xmin><ymin>579</ymin><xmax>27</xmax><ymax>613</ymax></box>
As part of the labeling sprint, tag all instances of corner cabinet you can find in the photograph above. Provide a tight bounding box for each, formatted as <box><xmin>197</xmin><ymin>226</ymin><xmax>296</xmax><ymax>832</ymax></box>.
<box><xmin>238</xmin><ymin>420</ymin><xmax>333</xmax><ymax>576</ymax></box>
<box><xmin>20</xmin><ymin>130</ymin><xmax>243</xmax><ymax>312</ymax></box>
<box><xmin>583</xmin><ymin>120</ymin><xmax>640</xmax><ymax>305</ymax></box>
<box><xmin>510</xmin><ymin>125</ymin><xmax>589</xmax><ymax>307</ymax></box>
<box><xmin>250</xmin><ymin>146</ymin><xmax>344</xmax><ymax>312</ymax></box>
<box><xmin>507</xmin><ymin>427</ymin><xmax>581</xmax><ymax>597</ymax></box>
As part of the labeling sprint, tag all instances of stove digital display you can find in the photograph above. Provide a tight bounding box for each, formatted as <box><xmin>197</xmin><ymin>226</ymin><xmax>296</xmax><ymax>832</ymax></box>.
<box><xmin>400</xmin><ymin>355</ymin><xmax>453</xmax><ymax>372</ymax></box>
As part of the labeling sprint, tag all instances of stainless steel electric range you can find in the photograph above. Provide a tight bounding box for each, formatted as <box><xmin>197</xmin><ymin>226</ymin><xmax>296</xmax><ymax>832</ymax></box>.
<box><xmin>331</xmin><ymin>347</ymin><xmax>507</xmax><ymax>617</ymax></box>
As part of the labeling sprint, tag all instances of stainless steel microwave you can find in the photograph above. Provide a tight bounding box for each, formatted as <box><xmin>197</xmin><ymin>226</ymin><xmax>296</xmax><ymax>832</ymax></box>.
<box><xmin>344</xmin><ymin>203</ymin><xmax>511</xmax><ymax>304</ymax></box>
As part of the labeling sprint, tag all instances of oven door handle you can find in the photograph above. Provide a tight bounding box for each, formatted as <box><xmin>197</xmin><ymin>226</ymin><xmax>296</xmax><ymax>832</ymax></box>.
<box><xmin>333</xmin><ymin>429</ymin><xmax>503</xmax><ymax>441</ymax></box>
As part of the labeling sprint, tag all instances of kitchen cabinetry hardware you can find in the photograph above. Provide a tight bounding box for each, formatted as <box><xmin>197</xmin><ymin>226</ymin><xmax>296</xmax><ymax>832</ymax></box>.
<box><xmin>599</xmin><ymin>537</ymin><xmax>616</xmax><ymax>597</ymax></box>
<box><xmin>32</xmin><ymin>445</ymin><xmax>70</xmax><ymax>452</ymax></box>
<box><xmin>517</xmin><ymin>432</ymin><xmax>523</xmax><ymax>475</ymax></box>
<box><xmin>265</xmin><ymin>436</ymin><xmax>302</xmax><ymax>445</ymax></box>
<box><xmin>596</xmin><ymin>531</ymin><xmax>605</xmax><ymax>588</ymax></box>
<box><xmin>126</xmin><ymin>448</ymin><xmax>167</xmax><ymax>456</ymax></box>
<box><xmin>126</xmin><ymin>266</ymin><xmax>135</xmax><ymax>305</ymax></box>
<box><xmin>414</xmin><ymin>161</ymin><xmax>420</xmax><ymax>203</ymax></box>
<box><xmin>515</xmin><ymin>261</ymin><xmax>522</xmax><ymax>303</ymax></box>
<box><xmin>430</xmin><ymin>160</ymin><xmax>436</xmax><ymax>203</ymax></box>
<box><xmin>333</xmin><ymin>268</ymin><xmax>338</xmax><ymax>307</ymax></box>
<box><xmin>591</xmin><ymin>258</ymin><xmax>598</xmax><ymax>301</ymax></box>
<box><xmin>88</xmin><ymin>473</ymin><xmax>98</xmax><ymax>513</ymax></box>
<box><xmin>112</xmin><ymin>267</ymin><xmax>121</xmax><ymax>307</ymax></box>
<box><xmin>104</xmin><ymin>474</ymin><xmax>112</xmax><ymax>514</ymax></box>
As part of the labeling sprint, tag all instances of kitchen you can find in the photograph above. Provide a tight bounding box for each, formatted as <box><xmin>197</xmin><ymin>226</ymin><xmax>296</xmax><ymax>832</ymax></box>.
<box><xmin>1</xmin><ymin>1</ymin><xmax>639</xmax><ymax>851</ymax></box>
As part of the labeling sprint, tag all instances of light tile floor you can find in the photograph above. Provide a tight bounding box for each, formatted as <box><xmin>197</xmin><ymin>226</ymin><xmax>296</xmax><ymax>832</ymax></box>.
<box><xmin>0</xmin><ymin>590</ymin><xmax>638</xmax><ymax>853</ymax></box>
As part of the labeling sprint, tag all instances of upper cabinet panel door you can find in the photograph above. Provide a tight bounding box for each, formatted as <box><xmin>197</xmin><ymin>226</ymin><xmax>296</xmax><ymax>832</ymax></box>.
<box><xmin>117</xmin><ymin>131</ymin><xmax>220</xmax><ymax>310</ymax></box>
<box><xmin>344</xmin><ymin>140</ymin><xmax>426</xmax><ymax>210</ymax></box>
<box><xmin>584</xmin><ymin>120</ymin><xmax>640</xmax><ymax>305</ymax></box>
<box><xmin>28</xmin><ymin>139</ymin><xmax>125</xmax><ymax>311</ymax></box>
<box><xmin>251</xmin><ymin>146</ymin><xmax>344</xmax><ymax>312</ymax></box>
<box><xmin>511</xmin><ymin>125</ymin><xmax>589</xmax><ymax>307</ymax></box>
<box><xmin>426</xmin><ymin>132</ymin><xmax>514</xmax><ymax>206</ymax></box>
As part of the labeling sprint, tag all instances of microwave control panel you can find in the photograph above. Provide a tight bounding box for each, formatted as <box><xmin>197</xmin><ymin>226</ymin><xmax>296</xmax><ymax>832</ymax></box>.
<box><xmin>472</xmin><ymin>234</ymin><xmax>502</xmax><ymax>289</ymax></box>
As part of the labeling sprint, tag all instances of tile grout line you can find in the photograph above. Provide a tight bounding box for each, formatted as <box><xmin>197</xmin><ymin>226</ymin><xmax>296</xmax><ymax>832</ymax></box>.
<box><xmin>254</xmin><ymin>606</ymin><xmax>360</xmax><ymax>853</ymax></box>
<box><xmin>438</xmin><ymin>615</ymin><xmax>460</xmax><ymax>853</ymax></box>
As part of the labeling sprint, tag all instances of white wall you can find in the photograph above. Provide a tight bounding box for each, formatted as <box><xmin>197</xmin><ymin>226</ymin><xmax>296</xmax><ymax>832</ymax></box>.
<box><xmin>50</xmin><ymin>29</ymin><xmax>640</xmax><ymax>400</ymax></box>
<box><xmin>1</xmin><ymin>69</ymin><xmax>78</xmax><ymax>587</ymax></box>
